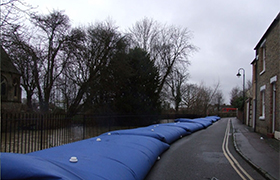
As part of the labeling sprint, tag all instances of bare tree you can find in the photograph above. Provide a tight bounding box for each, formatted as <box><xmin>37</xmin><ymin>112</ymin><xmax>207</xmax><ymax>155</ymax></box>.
<box><xmin>181</xmin><ymin>82</ymin><xmax>221</xmax><ymax>116</ymax></box>
<box><xmin>28</xmin><ymin>10</ymin><xmax>71</xmax><ymax>112</ymax></box>
<box><xmin>155</xmin><ymin>25</ymin><xmax>196</xmax><ymax>95</ymax></box>
<box><xmin>127</xmin><ymin>17</ymin><xmax>160</xmax><ymax>54</ymax></box>
<box><xmin>211</xmin><ymin>90</ymin><xmax>224</xmax><ymax>112</ymax></box>
<box><xmin>181</xmin><ymin>83</ymin><xmax>207</xmax><ymax>115</ymax></box>
<box><xmin>3</xmin><ymin>10</ymin><xmax>71</xmax><ymax>112</ymax></box>
<box><xmin>165</xmin><ymin>68</ymin><xmax>189</xmax><ymax>112</ymax></box>
<box><xmin>203</xmin><ymin>82</ymin><xmax>221</xmax><ymax>115</ymax></box>
<box><xmin>128</xmin><ymin>18</ymin><xmax>197</xmax><ymax>97</ymax></box>
<box><xmin>63</xmin><ymin>21</ymin><xmax>128</xmax><ymax>117</ymax></box>
<box><xmin>0</xmin><ymin>0</ymin><xmax>34</xmax><ymax>28</ymax></box>
<box><xmin>3</xmin><ymin>31</ymin><xmax>38</xmax><ymax>110</ymax></box>
<box><xmin>181</xmin><ymin>83</ymin><xmax>198</xmax><ymax>113</ymax></box>
<box><xmin>1</xmin><ymin>0</ymin><xmax>36</xmax><ymax>110</ymax></box>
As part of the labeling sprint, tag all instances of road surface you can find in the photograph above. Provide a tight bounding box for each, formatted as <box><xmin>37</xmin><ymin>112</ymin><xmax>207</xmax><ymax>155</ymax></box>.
<box><xmin>145</xmin><ymin>118</ymin><xmax>265</xmax><ymax>180</ymax></box>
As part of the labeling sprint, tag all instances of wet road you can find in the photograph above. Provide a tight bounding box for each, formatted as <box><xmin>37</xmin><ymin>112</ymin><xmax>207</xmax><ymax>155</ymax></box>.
<box><xmin>145</xmin><ymin>118</ymin><xmax>265</xmax><ymax>180</ymax></box>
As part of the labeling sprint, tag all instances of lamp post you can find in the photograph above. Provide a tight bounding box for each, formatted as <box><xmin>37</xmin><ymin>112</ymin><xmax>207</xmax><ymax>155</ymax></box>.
<box><xmin>236</xmin><ymin>68</ymin><xmax>245</xmax><ymax>124</ymax></box>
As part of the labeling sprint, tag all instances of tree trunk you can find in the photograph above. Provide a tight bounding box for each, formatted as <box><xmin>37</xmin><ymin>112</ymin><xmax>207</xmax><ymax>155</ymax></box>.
<box><xmin>66</xmin><ymin>83</ymin><xmax>87</xmax><ymax>118</ymax></box>
<box><xmin>26</xmin><ymin>91</ymin><xmax>33</xmax><ymax>111</ymax></box>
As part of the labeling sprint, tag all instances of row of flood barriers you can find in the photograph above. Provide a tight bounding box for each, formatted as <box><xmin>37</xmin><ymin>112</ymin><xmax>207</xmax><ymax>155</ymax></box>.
<box><xmin>1</xmin><ymin>116</ymin><xmax>221</xmax><ymax>180</ymax></box>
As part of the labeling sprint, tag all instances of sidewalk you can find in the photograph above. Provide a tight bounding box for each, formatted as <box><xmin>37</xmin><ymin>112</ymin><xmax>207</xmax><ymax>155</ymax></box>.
<box><xmin>231</xmin><ymin>118</ymin><xmax>280</xmax><ymax>180</ymax></box>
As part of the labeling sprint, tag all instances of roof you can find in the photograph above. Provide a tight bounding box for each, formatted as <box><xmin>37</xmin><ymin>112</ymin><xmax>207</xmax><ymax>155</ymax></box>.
<box><xmin>251</xmin><ymin>58</ymin><xmax>256</xmax><ymax>65</ymax></box>
<box><xmin>0</xmin><ymin>46</ymin><xmax>21</xmax><ymax>75</ymax></box>
<box><xmin>254</xmin><ymin>12</ymin><xmax>280</xmax><ymax>50</ymax></box>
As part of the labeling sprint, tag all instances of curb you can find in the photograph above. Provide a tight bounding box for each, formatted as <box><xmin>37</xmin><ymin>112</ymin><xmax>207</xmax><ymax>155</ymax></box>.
<box><xmin>230</xmin><ymin>120</ymin><xmax>277</xmax><ymax>180</ymax></box>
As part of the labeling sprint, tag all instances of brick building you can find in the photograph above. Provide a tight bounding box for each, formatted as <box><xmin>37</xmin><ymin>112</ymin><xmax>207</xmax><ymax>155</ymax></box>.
<box><xmin>251</xmin><ymin>12</ymin><xmax>280</xmax><ymax>139</ymax></box>
<box><xmin>1</xmin><ymin>46</ymin><xmax>22</xmax><ymax>112</ymax></box>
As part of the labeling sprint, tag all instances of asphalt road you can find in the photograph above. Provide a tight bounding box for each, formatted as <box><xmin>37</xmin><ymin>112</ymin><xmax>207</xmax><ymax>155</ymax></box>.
<box><xmin>145</xmin><ymin>118</ymin><xmax>265</xmax><ymax>180</ymax></box>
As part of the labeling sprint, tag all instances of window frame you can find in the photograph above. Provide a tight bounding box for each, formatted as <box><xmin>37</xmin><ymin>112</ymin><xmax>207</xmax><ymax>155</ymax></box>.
<box><xmin>1</xmin><ymin>76</ymin><xmax>7</xmax><ymax>97</ymax></box>
<box><xmin>259</xmin><ymin>85</ymin><xmax>266</xmax><ymax>120</ymax></box>
<box><xmin>259</xmin><ymin>39</ymin><xmax>266</xmax><ymax>75</ymax></box>
<box><xmin>13</xmin><ymin>78</ymin><xmax>18</xmax><ymax>98</ymax></box>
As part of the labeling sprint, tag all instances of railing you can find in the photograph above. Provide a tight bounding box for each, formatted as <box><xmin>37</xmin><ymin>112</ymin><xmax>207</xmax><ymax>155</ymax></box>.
<box><xmin>1</xmin><ymin>113</ymin><xmax>142</xmax><ymax>154</ymax></box>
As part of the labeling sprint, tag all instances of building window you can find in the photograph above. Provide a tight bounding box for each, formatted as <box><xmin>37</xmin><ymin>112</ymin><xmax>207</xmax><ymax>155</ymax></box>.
<box><xmin>270</xmin><ymin>76</ymin><xmax>277</xmax><ymax>132</ymax></box>
<box><xmin>1</xmin><ymin>76</ymin><xmax>7</xmax><ymax>96</ymax></box>
<box><xmin>13</xmin><ymin>78</ymin><xmax>18</xmax><ymax>97</ymax></box>
<box><xmin>260</xmin><ymin>40</ymin><xmax>266</xmax><ymax>75</ymax></box>
<box><xmin>262</xmin><ymin>47</ymin><xmax>266</xmax><ymax>71</ymax></box>
<box><xmin>259</xmin><ymin>85</ymin><xmax>266</xmax><ymax>120</ymax></box>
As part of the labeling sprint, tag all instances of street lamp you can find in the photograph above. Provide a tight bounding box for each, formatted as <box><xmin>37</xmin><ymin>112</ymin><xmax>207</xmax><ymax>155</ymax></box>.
<box><xmin>236</xmin><ymin>68</ymin><xmax>245</xmax><ymax>124</ymax></box>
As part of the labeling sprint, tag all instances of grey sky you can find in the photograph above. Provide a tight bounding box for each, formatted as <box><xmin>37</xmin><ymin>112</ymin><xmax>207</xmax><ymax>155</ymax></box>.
<box><xmin>27</xmin><ymin>0</ymin><xmax>280</xmax><ymax>104</ymax></box>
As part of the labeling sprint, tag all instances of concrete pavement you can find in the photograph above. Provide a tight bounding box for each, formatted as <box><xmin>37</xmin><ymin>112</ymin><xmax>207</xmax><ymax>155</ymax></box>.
<box><xmin>231</xmin><ymin>118</ymin><xmax>280</xmax><ymax>180</ymax></box>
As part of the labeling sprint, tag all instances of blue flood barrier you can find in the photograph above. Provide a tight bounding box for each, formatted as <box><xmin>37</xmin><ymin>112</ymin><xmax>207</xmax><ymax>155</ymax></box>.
<box><xmin>1</xmin><ymin>153</ymin><xmax>85</xmax><ymax>180</ymax></box>
<box><xmin>175</xmin><ymin>118</ymin><xmax>212</xmax><ymax>128</ymax></box>
<box><xmin>1</xmin><ymin>135</ymin><xmax>169</xmax><ymax>180</ymax></box>
<box><xmin>99</xmin><ymin>127</ymin><xmax>166</xmax><ymax>142</ymax></box>
<box><xmin>105</xmin><ymin>125</ymin><xmax>189</xmax><ymax>144</ymax></box>
<box><xmin>147</xmin><ymin>124</ymin><xmax>189</xmax><ymax>144</ymax></box>
<box><xmin>160</xmin><ymin>122</ymin><xmax>204</xmax><ymax>132</ymax></box>
<box><xmin>101</xmin><ymin>123</ymin><xmax>190</xmax><ymax>144</ymax></box>
<box><xmin>204</xmin><ymin>116</ymin><xmax>220</xmax><ymax>122</ymax></box>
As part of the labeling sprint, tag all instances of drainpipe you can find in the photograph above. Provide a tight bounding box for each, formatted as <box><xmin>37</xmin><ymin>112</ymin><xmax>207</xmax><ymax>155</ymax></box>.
<box><xmin>254</xmin><ymin>59</ymin><xmax>258</xmax><ymax>132</ymax></box>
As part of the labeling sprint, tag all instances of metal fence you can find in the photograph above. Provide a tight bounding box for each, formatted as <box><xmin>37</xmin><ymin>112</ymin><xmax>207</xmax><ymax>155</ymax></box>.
<box><xmin>1</xmin><ymin>113</ymin><xmax>143</xmax><ymax>154</ymax></box>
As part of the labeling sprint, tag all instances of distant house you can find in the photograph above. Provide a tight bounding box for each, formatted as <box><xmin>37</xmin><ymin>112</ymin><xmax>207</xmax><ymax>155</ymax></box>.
<box><xmin>1</xmin><ymin>46</ymin><xmax>22</xmax><ymax>112</ymax></box>
<box><xmin>251</xmin><ymin>12</ymin><xmax>280</xmax><ymax>139</ymax></box>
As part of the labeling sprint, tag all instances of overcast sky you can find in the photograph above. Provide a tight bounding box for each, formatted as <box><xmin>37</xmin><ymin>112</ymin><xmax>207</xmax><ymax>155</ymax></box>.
<box><xmin>27</xmin><ymin>0</ymin><xmax>279</xmax><ymax>104</ymax></box>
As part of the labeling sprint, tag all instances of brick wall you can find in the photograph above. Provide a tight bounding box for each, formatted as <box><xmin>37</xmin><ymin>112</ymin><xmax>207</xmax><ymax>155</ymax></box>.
<box><xmin>255</xmin><ymin>17</ymin><xmax>280</xmax><ymax>135</ymax></box>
